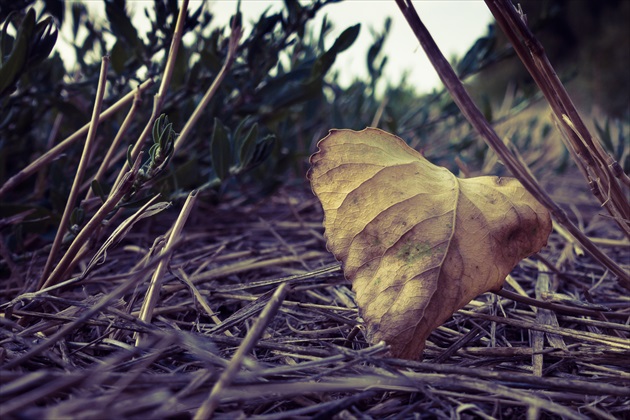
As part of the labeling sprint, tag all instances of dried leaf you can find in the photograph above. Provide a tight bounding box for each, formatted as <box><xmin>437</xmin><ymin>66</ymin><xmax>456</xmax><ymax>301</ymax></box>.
<box><xmin>308</xmin><ymin>128</ymin><xmax>552</xmax><ymax>359</ymax></box>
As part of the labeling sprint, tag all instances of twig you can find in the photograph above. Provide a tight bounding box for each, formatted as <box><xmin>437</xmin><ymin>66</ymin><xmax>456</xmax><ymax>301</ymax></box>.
<box><xmin>174</xmin><ymin>20</ymin><xmax>242</xmax><ymax>153</ymax></box>
<box><xmin>494</xmin><ymin>289</ymin><xmax>629</xmax><ymax>320</ymax></box>
<box><xmin>193</xmin><ymin>282</ymin><xmax>290</xmax><ymax>420</ymax></box>
<box><xmin>38</xmin><ymin>56</ymin><xmax>110</xmax><ymax>290</ymax></box>
<box><xmin>485</xmin><ymin>0</ymin><xmax>630</xmax><ymax>232</ymax></box>
<box><xmin>173</xmin><ymin>267</ymin><xmax>234</xmax><ymax>337</ymax></box>
<box><xmin>394</xmin><ymin>0</ymin><xmax>630</xmax><ymax>289</ymax></box>
<box><xmin>135</xmin><ymin>190</ymin><xmax>199</xmax><ymax>347</ymax></box>
<box><xmin>85</xmin><ymin>88</ymin><xmax>143</xmax><ymax>200</ymax></box>
<box><xmin>2</xmin><ymin>250</ymin><xmax>157</xmax><ymax>371</ymax></box>
<box><xmin>111</xmin><ymin>0</ymin><xmax>190</xmax><ymax>192</ymax></box>
<box><xmin>458</xmin><ymin>310</ymin><xmax>630</xmax><ymax>349</ymax></box>
<box><xmin>39</xmin><ymin>153</ymin><xmax>142</xmax><ymax>290</ymax></box>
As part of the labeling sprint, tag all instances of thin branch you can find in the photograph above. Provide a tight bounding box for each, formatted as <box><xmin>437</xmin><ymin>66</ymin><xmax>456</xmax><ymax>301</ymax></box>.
<box><xmin>85</xmin><ymin>88</ymin><xmax>143</xmax><ymax>201</ymax></box>
<box><xmin>38</xmin><ymin>56</ymin><xmax>110</xmax><ymax>290</ymax></box>
<box><xmin>394</xmin><ymin>0</ymin><xmax>630</xmax><ymax>289</ymax></box>
<box><xmin>39</xmin><ymin>153</ymin><xmax>143</xmax><ymax>290</ymax></box>
<box><xmin>485</xmin><ymin>0</ymin><xmax>629</xmax><ymax>235</ymax></box>
<box><xmin>174</xmin><ymin>22</ymin><xmax>243</xmax><ymax>153</ymax></box>
<box><xmin>111</xmin><ymin>0</ymin><xmax>190</xmax><ymax>193</ymax></box>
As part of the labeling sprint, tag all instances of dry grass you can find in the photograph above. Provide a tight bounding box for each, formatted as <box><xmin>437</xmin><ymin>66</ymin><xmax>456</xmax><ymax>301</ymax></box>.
<box><xmin>2</xmin><ymin>2</ymin><xmax>629</xmax><ymax>418</ymax></box>
<box><xmin>1</xmin><ymin>180</ymin><xmax>629</xmax><ymax>419</ymax></box>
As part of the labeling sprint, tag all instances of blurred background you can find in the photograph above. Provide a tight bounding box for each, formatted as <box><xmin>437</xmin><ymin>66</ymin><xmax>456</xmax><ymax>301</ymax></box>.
<box><xmin>1</xmin><ymin>0</ymin><xmax>628</xmax><ymax>240</ymax></box>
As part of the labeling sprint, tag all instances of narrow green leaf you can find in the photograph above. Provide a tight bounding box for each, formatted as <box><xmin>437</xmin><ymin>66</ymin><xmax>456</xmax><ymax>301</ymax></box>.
<box><xmin>210</xmin><ymin>118</ymin><xmax>232</xmax><ymax>181</ymax></box>
<box><xmin>148</xmin><ymin>143</ymin><xmax>159</xmax><ymax>161</ymax></box>
<box><xmin>105</xmin><ymin>0</ymin><xmax>141</xmax><ymax>50</ymax></box>
<box><xmin>126</xmin><ymin>144</ymin><xmax>134</xmax><ymax>168</ymax></box>
<box><xmin>0</xmin><ymin>9</ymin><xmax>35</xmax><ymax>95</ymax></box>
<box><xmin>152</xmin><ymin>114</ymin><xmax>164</xmax><ymax>144</ymax></box>
<box><xmin>249</xmin><ymin>134</ymin><xmax>276</xmax><ymax>169</ymax></box>
<box><xmin>91</xmin><ymin>179</ymin><xmax>107</xmax><ymax>204</ymax></box>
<box><xmin>331</xmin><ymin>24</ymin><xmax>360</xmax><ymax>54</ymax></box>
<box><xmin>311</xmin><ymin>24</ymin><xmax>360</xmax><ymax>79</ymax></box>
<box><xmin>239</xmin><ymin>123</ymin><xmax>259</xmax><ymax>168</ymax></box>
<box><xmin>160</xmin><ymin>123</ymin><xmax>173</xmax><ymax>148</ymax></box>
<box><xmin>29</xmin><ymin>17</ymin><xmax>58</xmax><ymax>65</ymax></box>
<box><xmin>233</xmin><ymin>116</ymin><xmax>253</xmax><ymax>148</ymax></box>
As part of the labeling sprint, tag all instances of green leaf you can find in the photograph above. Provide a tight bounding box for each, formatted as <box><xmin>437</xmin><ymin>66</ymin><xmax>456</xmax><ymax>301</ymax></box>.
<box><xmin>311</xmin><ymin>24</ymin><xmax>360</xmax><ymax>79</ymax></box>
<box><xmin>110</xmin><ymin>39</ymin><xmax>130</xmax><ymax>74</ymax></box>
<box><xmin>152</xmin><ymin>115</ymin><xmax>161</xmax><ymax>145</ymax></box>
<box><xmin>210</xmin><ymin>118</ymin><xmax>232</xmax><ymax>181</ymax></box>
<box><xmin>330</xmin><ymin>23</ymin><xmax>360</xmax><ymax>54</ymax></box>
<box><xmin>28</xmin><ymin>16</ymin><xmax>58</xmax><ymax>65</ymax></box>
<box><xmin>233</xmin><ymin>116</ymin><xmax>253</xmax><ymax>147</ymax></box>
<box><xmin>105</xmin><ymin>0</ymin><xmax>141</xmax><ymax>50</ymax></box>
<box><xmin>91</xmin><ymin>179</ymin><xmax>107</xmax><ymax>204</ymax></box>
<box><xmin>238</xmin><ymin>123</ymin><xmax>259</xmax><ymax>168</ymax></box>
<box><xmin>148</xmin><ymin>143</ymin><xmax>159</xmax><ymax>161</ymax></box>
<box><xmin>159</xmin><ymin>123</ymin><xmax>174</xmax><ymax>149</ymax></box>
<box><xmin>249</xmin><ymin>134</ymin><xmax>276</xmax><ymax>170</ymax></box>
<box><xmin>0</xmin><ymin>9</ymin><xmax>35</xmax><ymax>96</ymax></box>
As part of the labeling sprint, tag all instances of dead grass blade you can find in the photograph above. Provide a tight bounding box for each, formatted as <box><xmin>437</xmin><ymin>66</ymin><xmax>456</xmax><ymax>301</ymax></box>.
<box><xmin>38</xmin><ymin>56</ymin><xmax>110</xmax><ymax>289</ymax></box>
<box><xmin>135</xmin><ymin>190</ymin><xmax>198</xmax><ymax>346</ymax></box>
<box><xmin>193</xmin><ymin>282</ymin><xmax>290</xmax><ymax>419</ymax></box>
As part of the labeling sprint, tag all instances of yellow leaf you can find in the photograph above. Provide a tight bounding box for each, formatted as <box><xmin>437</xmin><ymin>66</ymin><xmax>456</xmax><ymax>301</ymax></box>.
<box><xmin>308</xmin><ymin>128</ymin><xmax>552</xmax><ymax>359</ymax></box>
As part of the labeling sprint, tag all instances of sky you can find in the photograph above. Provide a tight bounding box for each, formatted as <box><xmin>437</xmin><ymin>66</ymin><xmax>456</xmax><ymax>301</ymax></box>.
<box><xmin>206</xmin><ymin>0</ymin><xmax>493</xmax><ymax>92</ymax></box>
<box><xmin>56</xmin><ymin>0</ymin><xmax>493</xmax><ymax>94</ymax></box>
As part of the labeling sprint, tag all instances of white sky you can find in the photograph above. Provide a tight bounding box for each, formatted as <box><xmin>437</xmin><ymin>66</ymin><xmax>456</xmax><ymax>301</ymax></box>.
<box><xmin>209</xmin><ymin>1</ymin><xmax>493</xmax><ymax>92</ymax></box>
<box><xmin>57</xmin><ymin>0</ymin><xmax>493</xmax><ymax>93</ymax></box>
